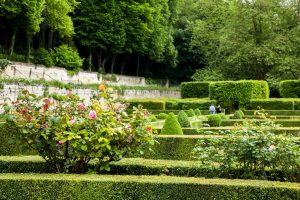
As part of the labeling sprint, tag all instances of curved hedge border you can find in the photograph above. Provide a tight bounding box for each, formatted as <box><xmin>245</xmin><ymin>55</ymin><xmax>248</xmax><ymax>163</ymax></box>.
<box><xmin>180</xmin><ymin>82</ymin><xmax>211</xmax><ymax>98</ymax></box>
<box><xmin>0</xmin><ymin>174</ymin><xmax>299</xmax><ymax>199</ymax></box>
<box><xmin>280</xmin><ymin>80</ymin><xmax>300</xmax><ymax>98</ymax></box>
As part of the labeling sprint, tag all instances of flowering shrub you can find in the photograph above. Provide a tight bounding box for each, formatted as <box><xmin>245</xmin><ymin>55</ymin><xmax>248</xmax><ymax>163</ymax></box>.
<box><xmin>193</xmin><ymin>110</ymin><xmax>300</xmax><ymax>180</ymax></box>
<box><xmin>3</xmin><ymin>83</ymin><xmax>156</xmax><ymax>173</ymax></box>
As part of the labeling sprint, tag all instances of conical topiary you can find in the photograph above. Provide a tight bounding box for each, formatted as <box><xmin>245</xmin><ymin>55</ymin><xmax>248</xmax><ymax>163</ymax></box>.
<box><xmin>177</xmin><ymin>110</ymin><xmax>191</xmax><ymax>128</ymax></box>
<box><xmin>194</xmin><ymin>109</ymin><xmax>202</xmax><ymax>116</ymax></box>
<box><xmin>186</xmin><ymin>109</ymin><xmax>195</xmax><ymax>117</ymax></box>
<box><xmin>161</xmin><ymin>113</ymin><xmax>183</xmax><ymax>135</ymax></box>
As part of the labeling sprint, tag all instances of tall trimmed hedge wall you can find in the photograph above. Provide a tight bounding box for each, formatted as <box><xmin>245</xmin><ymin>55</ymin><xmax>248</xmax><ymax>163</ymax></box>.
<box><xmin>0</xmin><ymin>174</ymin><xmax>299</xmax><ymax>200</ymax></box>
<box><xmin>180</xmin><ymin>82</ymin><xmax>210</xmax><ymax>98</ymax></box>
<box><xmin>209</xmin><ymin>80</ymin><xmax>269</xmax><ymax>111</ymax></box>
<box><xmin>280</xmin><ymin>80</ymin><xmax>300</xmax><ymax>98</ymax></box>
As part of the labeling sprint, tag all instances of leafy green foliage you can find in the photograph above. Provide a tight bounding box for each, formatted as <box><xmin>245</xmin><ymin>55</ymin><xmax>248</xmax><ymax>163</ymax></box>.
<box><xmin>0</xmin><ymin>59</ymin><xmax>9</xmax><ymax>72</ymax></box>
<box><xmin>181</xmin><ymin>82</ymin><xmax>210</xmax><ymax>98</ymax></box>
<box><xmin>209</xmin><ymin>80</ymin><xmax>269</xmax><ymax>111</ymax></box>
<box><xmin>52</xmin><ymin>45</ymin><xmax>83</xmax><ymax>71</ymax></box>
<box><xmin>33</xmin><ymin>48</ymin><xmax>53</xmax><ymax>67</ymax></box>
<box><xmin>191</xmin><ymin>68</ymin><xmax>224</xmax><ymax>82</ymax></box>
<box><xmin>280</xmin><ymin>80</ymin><xmax>300</xmax><ymax>98</ymax></box>
<box><xmin>207</xmin><ymin>114</ymin><xmax>222</xmax><ymax>127</ymax></box>
<box><xmin>161</xmin><ymin>113</ymin><xmax>183</xmax><ymax>135</ymax></box>
<box><xmin>177</xmin><ymin>110</ymin><xmax>191</xmax><ymax>128</ymax></box>
<box><xmin>166</xmin><ymin>98</ymin><xmax>216</xmax><ymax>110</ymax></box>
<box><xmin>233</xmin><ymin>110</ymin><xmax>244</xmax><ymax>119</ymax></box>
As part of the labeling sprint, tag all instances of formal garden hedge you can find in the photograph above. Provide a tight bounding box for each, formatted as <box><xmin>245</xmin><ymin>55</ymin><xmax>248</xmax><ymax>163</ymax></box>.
<box><xmin>165</xmin><ymin>98</ymin><xmax>216</xmax><ymax>110</ymax></box>
<box><xmin>0</xmin><ymin>174</ymin><xmax>299</xmax><ymax>200</ymax></box>
<box><xmin>180</xmin><ymin>81</ymin><xmax>210</xmax><ymax>98</ymax></box>
<box><xmin>209</xmin><ymin>80</ymin><xmax>269</xmax><ymax>111</ymax></box>
<box><xmin>280</xmin><ymin>80</ymin><xmax>300</xmax><ymax>98</ymax></box>
<box><xmin>127</xmin><ymin>99</ymin><xmax>166</xmax><ymax>110</ymax></box>
<box><xmin>250</xmin><ymin>98</ymin><xmax>300</xmax><ymax>110</ymax></box>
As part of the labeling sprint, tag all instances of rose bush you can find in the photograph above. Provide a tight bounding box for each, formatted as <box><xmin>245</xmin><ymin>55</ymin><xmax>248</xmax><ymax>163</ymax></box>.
<box><xmin>193</xmin><ymin>110</ymin><xmax>300</xmax><ymax>180</ymax></box>
<box><xmin>2</xmin><ymin>83</ymin><xmax>156</xmax><ymax>173</ymax></box>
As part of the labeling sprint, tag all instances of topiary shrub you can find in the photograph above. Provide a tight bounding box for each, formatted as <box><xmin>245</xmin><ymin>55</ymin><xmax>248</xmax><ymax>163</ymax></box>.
<box><xmin>186</xmin><ymin>109</ymin><xmax>195</xmax><ymax>117</ymax></box>
<box><xmin>218</xmin><ymin>113</ymin><xmax>227</xmax><ymax>120</ymax></box>
<box><xmin>156</xmin><ymin>113</ymin><xmax>169</xmax><ymax>119</ymax></box>
<box><xmin>233</xmin><ymin>110</ymin><xmax>244</xmax><ymax>119</ymax></box>
<box><xmin>180</xmin><ymin>82</ymin><xmax>211</xmax><ymax>98</ymax></box>
<box><xmin>209</xmin><ymin>80</ymin><xmax>269</xmax><ymax>111</ymax></box>
<box><xmin>33</xmin><ymin>48</ymin><xmax>53</xmax><ymax>67</ymax></box>
<box><xmin>52</xmin><ymin>45</ymin><xmax>83</xmax><ymax>71</ymax></box>
<box><xmin>149</xmin><ymin>115</ymin><xmax>157</xmax><ymax>122</ymax></box>
<box><xmin>177</xmin><ymin>111</ymin><xmax>191</xmax><ymax>128</ymax></box>
<box><xmin>161</xmin><ymin>113</ymin><xmax>183</xmax><ymax>135</ymax></box>
<box><xmin>207</xmin><ymin>114</ymin><xmax>222</xmax><ymax>127</ymax></box>
<box><xmin>194</xmin><ymin>109</ymin><xmax>202</xmax><ymax>116</ymax></box>
<box><xmin>279</xmin><ymin>80</ymin><xmax>300</xmax><ymax>98</ymax></box>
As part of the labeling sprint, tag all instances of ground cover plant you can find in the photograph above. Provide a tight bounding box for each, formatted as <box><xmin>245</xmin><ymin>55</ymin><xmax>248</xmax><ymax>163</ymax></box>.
<box><xmin>1</xmin><ymin>82</ymin><xmax>156</xmax><ymax>173</ymax></box>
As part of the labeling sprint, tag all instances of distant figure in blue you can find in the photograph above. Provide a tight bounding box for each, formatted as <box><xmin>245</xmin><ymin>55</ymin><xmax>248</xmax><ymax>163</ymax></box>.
<box><xmin>209</xmin><ymin>104</ymin><xmax>215</xmax><ymax>114</ymax></box>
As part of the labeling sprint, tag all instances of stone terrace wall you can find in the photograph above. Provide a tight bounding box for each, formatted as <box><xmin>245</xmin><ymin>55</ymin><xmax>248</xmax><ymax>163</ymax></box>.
<box><xmin>0</xmin><ymin>84</ymin><xmax>181</xmax><ymax>103</ymax></box>
<box><xmin>4</xmin><ymin>62</ymin><xmax>146</xmax><ymax>86</ymax></box>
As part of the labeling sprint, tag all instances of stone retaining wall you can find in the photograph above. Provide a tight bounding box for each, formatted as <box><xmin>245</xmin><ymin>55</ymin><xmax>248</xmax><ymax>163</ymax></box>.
<box><xmin>4</xmin><ymin>62</ymin><xmax>146</xmax><ymax>86</ymax></box>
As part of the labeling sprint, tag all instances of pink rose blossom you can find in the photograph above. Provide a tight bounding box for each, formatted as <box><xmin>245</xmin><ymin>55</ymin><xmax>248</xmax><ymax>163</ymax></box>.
<box><xmin>89</xmin><ymin>110</ymin><xmax>97</xmax><ymax>119</ymax></box>
<box><xmin>77</xmin><ymin>102</ymin><xmax>85</xmax><ymax>110</ymax></box>
<box><xmin>57</xmin><ymin>140</ymin><xmax>64</xmax><ymax>145</ymax></box>
<box><xmin>70</xmin><ymin>119</ymin><xmax>75</xmax><ymax>125</ymax></box>
<box><xmin>44</xmin><ymin>124</ymin><xmax>48</xmax><ymax>129</ymax></box>
<box><xmin>269</xmin><ymin>145</ymin><xmax>276</xmax><ymax>151</ymax></box>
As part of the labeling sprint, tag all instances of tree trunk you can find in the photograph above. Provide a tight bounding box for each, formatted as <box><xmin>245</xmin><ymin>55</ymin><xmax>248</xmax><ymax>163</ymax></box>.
<box><xmin>95</xmin><ymin>49</ymin><xmax>108</xmax><ymax>73</ymax></box>
<box><xmin>88</xmin><ymin>48</ymin><xmax>92</xmax><ymax>71</ymax></box>
<box><xmin>9</xmin><ymin>22</ymin><xmax>19</xmax><ymax>56</ymax></box>
<box><xmin>136</xmin><ymin>53</ymin><xmax>140</xmax><ymax>76</ymax></box>
<box><xmin>110</xmin><ymin>54</ymin><xmax>116</xmax><ymax>74</ymax></box>
<box><xmin>48</xmin><ymin>30</ymin><xmax>53</xmax><ymax>49</ymax></box>
<box><xmin>120</xmin><ymin>54</ymin><xmax>129</xmax><ymax>75</ymax></box>
<box><xmin>145</xmin><ymin>58</ymin><xmax>153</xmax><ymax>75</ymax></box>
<box><xmin>25</xmin><ymin>32</ymin><xmax>32</xmax><ymax>62</ymax></box>
<box><xmin>39</xmin><ymin>24</ymin><xmax>46</xmax><ymax>48</ymax></box>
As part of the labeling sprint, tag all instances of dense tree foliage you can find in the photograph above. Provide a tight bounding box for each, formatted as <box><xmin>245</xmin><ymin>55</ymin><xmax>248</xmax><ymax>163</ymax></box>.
<box><xmin>1</xmin><ymin>0</ymin><xmax>300</xmax><ymax>82</ymax></box>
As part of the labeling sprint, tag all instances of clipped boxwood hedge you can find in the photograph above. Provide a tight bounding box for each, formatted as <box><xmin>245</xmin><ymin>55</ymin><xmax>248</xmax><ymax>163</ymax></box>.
<box><xmin>165</xmin><ymin>99</ymin><xmax>216</xmax><ymax>110</ymax></box>
<box><xmin>0</xmin><ymin>174</ymin><xmax>299</xmax><ymax>200</ymax></box>
<box><xmin>280</xmin><ymin>80</ymin><xmax>300</xmax><ymax>98</ymax></box>
<box><xmin>180</xmin><ymin>81</ymin><xmax>211</xmax><ymax>98</ymax></box>
<box><xmin>244</xmin><ymin>110</ymin><xmax>300</xmax><ymax>116</ymax></box>
<box><xmin>209</xmin><ymin>80</ymin><xmax>269</xmax><ymax>111</ymax></box>
<box><xmin>250</xmin><ymin>99</ymin><xmax>295</xmax><ymax>110</ymax></box>
<box><xmin>127</xmin><ymin>99</ymin><xmax>165</xmax><ymax>110</ymax></box>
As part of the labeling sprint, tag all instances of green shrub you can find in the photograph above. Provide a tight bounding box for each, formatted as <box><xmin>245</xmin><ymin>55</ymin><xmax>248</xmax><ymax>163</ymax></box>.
<box><xmin>280</xmin><ymin>80</ymin><xmax>300</xmax><ymax>98</ymax></box>
<box><xmin>194</xmin><ymin>109</ymin><xmax>202</xmax><ymax>116</ymax></box>
<box><xmin>177</xmin><ymin>111</ymin><xmax>191</xmax><ymax>128</ymax></box>
<box><xmin>149</xmin><ymin>115</ymin><xmax>157</xmax><ymax>122</ymax></box>
<box><xmin>52</xmin><ymin>45</ymin><xmax>83</xmax><ymax>71</ymax></box>
<box><xmin>128</xmin><ymin>100</ymin><xmax>165</xmax><ymax>110</ymax></box>
<box><xmin>186</xmin><ymin>109</ymin><xmax>195</xmax><ymax>117</ymax></box>
<box><xmin>161</xmin><ymin>113</ymin><xmax>183</xmax><ymax>135</ymax></box>
<box><xmin>156</xmin><ymin>113</ymin><xmax>169</xmax><ymax>119</ymax></box>
<box><xmin>193</xmin><ymin>112</ymin><xmax>300</xmax><ymax>181</ymax></box>
<box><xmin>180</xmin><ymin>82</ymin><xmax>211</xmax><ymax>98</ymax></box>
<box><xmin>209</xmin><ymin>80</ymin><xmax>269</xmax><ymax>111</ymax></box>
<box><xmin>218</xmin><ymin>113</ymin><xmax>227</xmax><ymax>120</ymax></box>
<box><xmin>0</xmin><ymin>59</ymin><xmax>9</xmax><ymax>71</ymax></box>
<box><xmin>233</xmin><ymin>110</ymin><xmax>244</xmax><ymax>119</ymax></box>
<box><xmin>166</xmin><ymin>99</ymin><xmax>216</xmax><ymax>110</ymax></box>
<box><xmin>250</xmin><ymin>99</ymin><xmax>294</xmax><ymax>110</ymax></box>
<box><xmin>207</xmin><ymin>114</ymin><xmax>222</xmax><ymax>127</ymax></box>
<box><xmin>33</xmin><ymin>48</ymin><xmax>53</xmax><ymax>67</ymax></box>
<box><xmin>0</xmin><ymin>174</ymin><xmax>299</xmax><ymax>200</ymax></box>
